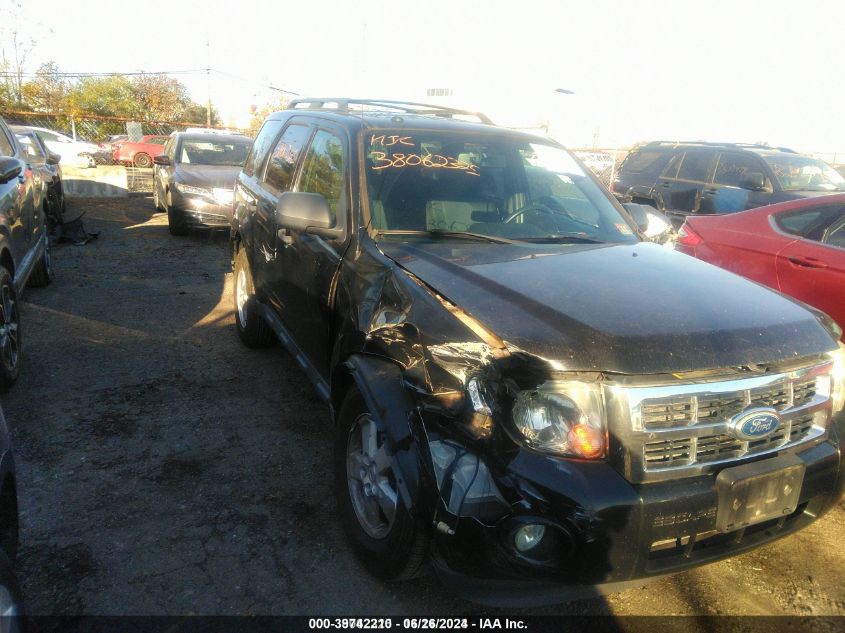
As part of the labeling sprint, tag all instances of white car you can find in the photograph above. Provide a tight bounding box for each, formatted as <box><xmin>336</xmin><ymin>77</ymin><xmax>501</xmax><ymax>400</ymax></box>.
<box><xmin>28</xmin><ymin>127</ymin><xmax>102</xmax><ymax>168</ymax></box>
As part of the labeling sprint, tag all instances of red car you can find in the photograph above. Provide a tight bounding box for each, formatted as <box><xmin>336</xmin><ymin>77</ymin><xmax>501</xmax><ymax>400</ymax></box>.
<box><xmin>676</xmin><ymin>194</ymin><xmax>845</xmax><ymax>338</ymax></box>
<box><xmin>113</xmin><ymin>135</ymin><xmax>168</xmax><ymax>168</ymax></box>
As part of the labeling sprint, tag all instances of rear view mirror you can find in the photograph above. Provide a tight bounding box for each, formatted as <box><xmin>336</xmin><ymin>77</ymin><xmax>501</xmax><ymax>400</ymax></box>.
<box><xmin>275</xmin><ymin>192</ymin><xmax>341</xmax><ymax>239</ymax></box>
<box><xmin>153</xmin><ymin>155</ymin><xmax>170</xmax><ymax>166</ymax></box>
<box><xmin>0</xmin><ymin>157</ymin><xmax>22</xmax><ymax>185</ymax></box>
<box><xmin>622</xmin><ymin>202</ymin><xmax>651</xmax><ymax>233</ymax></box>
<box><xmin>741</xmin><ymin>172</ymin><xmax>766</xmax><ymax>191</ymax></box>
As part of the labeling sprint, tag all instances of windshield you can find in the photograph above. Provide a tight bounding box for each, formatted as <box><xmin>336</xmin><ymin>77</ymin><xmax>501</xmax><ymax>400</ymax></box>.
<box><xmin>764</xmin><ymin>154</ymin><xmax>845</xmax><ymax>191</ymax></box>
<box><xmin>364</xmin><ymin>131</ymin><xmax>638</xmax><ymax>244</ymax></box>
<box><xmin>179</xmin><ymin>139</ymin><xmax>250</xmax><ymax>166</ymax></box>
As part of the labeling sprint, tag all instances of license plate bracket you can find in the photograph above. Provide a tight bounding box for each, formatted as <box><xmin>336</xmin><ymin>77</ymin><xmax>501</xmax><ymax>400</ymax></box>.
<box><xmin>715</xmin><ymin>454</ymin><xmax>805</xmax><ymax>533</ymax></box>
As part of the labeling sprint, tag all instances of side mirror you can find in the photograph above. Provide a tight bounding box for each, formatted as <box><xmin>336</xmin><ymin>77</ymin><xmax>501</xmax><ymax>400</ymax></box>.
<box><xmin>622</xmin><ymin>202</ymin><xmax>651</xmax><ymax>233</ymax></box>
<box><xmin>47</xmin><ymin>153</ymin><xmax>61</xmax><ymax>166</ymax></box>
<box><xmin>275</xmin><ymin>192</ymin><xmax>340</xmax><ymax>239</ymax></box>
<box><xmin>0</xmin><ymin>157</ymin><xmax>22</xmax><ymax>184</ymax></box>
<box><xmin>741</xmin><ymin>172</ymin><xmax>766</xmax><ymax>191</ymax></box>
<box><xmin>153</xmin><ymin>155</ymin><xmax>170</xmax><ymax>166</ymax></box>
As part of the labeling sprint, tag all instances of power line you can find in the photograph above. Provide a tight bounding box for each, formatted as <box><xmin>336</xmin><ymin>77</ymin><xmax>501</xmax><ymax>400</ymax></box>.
<box><xmin>0</xmin><ymin>69</ymin><xmax>206</xmax><ymax>78</ymax></box>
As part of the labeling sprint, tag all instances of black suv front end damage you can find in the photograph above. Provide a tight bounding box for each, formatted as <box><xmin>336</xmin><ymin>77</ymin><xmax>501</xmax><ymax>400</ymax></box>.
<box><xmin>334</xmin><ymin>234</ymin><xmax>845</xmax><ymax>604</ymax></box>
<box><xmin>234</xmin><ymin>100</ymin><xmax>845</xmax><ymax>603</ymax></box>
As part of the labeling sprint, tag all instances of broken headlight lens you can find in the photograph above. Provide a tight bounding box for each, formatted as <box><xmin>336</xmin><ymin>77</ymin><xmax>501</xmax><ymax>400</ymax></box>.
<box><xmin>511</xmin><ymin>382</ymin><xmax>606</xmax><ymax>459</ymax></box>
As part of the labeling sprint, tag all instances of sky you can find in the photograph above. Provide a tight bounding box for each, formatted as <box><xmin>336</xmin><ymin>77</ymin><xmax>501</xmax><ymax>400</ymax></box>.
<box><xmin>5</xmin><ymin>0</ymin><xmax>844</xmax><ymax>154</ymax></box>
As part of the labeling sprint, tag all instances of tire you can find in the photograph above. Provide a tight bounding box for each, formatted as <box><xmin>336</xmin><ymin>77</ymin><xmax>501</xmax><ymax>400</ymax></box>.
<box><xmin>166</xmin><ymin>190</ymin><xmax>189</xmax><ymax>236</ymax></box>
<box><xmin>334</xmin><ymin>388</ymin><xmax>428</xmax><ymax>581</ymax></box>
<box><xmin>153</xmin><ymin>184</ymin><xmax>162</xmax><ymax>211</ymax></box>
<box><xmin>233</xmin><ymin>248</ymin><xmax>273</xmax><ymax>348</ymax></box>
<box><xmin>133</xmin><ymin>153</ymin><xmax>152</xmax><ymax>168</ymax></box>
<box><xmin>28</xmin><ymin>235</ymin><xmax>53</xmax><ymax>288</ymax></box>
<box><xmin>0</xmin><ymin>548</ymin><xmax>24</xmax><ymax>624</ymax></box>
<box><xmin>47</xmin><ymin>188</ymin><xmax>65</xmax><ymax>228</ymax></box>
<box><xmin>80</xmin><ymin>153</ymin><xmax>95</xmax><ymax>168</ymax></box>
<box><xmin>0</xmin><ymin>269</ymin><xmax>20</xmax><ymax>391</ymax></box>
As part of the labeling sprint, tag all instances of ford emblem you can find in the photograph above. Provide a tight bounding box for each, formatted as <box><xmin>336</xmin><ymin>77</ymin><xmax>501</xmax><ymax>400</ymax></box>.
<box><xmin>730</xmin><ymin>408</ymin><xmax>781</xmax><ymax>441</ymax></box>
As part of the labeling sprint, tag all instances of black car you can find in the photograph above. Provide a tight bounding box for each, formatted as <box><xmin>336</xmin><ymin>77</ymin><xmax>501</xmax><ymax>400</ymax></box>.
<box><xmin>11</xmin><ymin>126</ymin><xmax>66</xmax><ymax>229</ymax></box>
<box><xmin>613</xmin><ymin>141</ymin><xmax>845</xmax><ymax>227</ymax></box>
<box><xmin>0</xmin><ymin>116</ymin><xmax>53</xmax><ymax>389</ymax></box>
<box><xmin>152</xmin><ymin>132</ymin><xmax>252</xmax><ymax>236</ymax></box>
<box><xmin>232</xmin><ymin>99</ymin><xmax>845</xmax><ymax>604</ymax></box>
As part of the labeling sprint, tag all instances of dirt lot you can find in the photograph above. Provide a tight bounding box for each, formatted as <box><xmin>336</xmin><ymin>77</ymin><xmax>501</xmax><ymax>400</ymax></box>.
<box><xmin>3</xmin><ymin>197</ymin><xmax>844</xmax><ymax>616</ymax></box>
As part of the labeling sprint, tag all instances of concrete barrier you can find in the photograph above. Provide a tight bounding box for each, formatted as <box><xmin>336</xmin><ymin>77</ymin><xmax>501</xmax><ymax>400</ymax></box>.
<box><xmin>63</xmin><ymin>165</ymin><xmax>129</xmax><ymax>198</ymax></box>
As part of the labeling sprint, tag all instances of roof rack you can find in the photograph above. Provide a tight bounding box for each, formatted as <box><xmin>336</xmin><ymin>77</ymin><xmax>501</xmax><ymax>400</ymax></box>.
<box><xmin>286</xmin><ymin>98</ymin><xmax>493</xmax><ymax>125</ymax></box>
<box><xmin>643</xmin><ymin>140</ymin><xmax>797</xmax><ymax>153</ymax></box>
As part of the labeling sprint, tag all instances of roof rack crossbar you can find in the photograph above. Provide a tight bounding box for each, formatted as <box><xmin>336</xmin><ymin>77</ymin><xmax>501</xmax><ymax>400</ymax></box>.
<box><xmin>286</xmin><ymin>98</ymin><xmax>493</xmax><ymax>125</ymax></box>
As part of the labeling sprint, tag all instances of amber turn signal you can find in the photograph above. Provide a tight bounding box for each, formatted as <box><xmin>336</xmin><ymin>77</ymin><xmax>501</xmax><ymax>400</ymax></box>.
<box><xmin>567</xmin><ymin>424</ymin><xmax>605</xmax><ymax>459</ymax></box>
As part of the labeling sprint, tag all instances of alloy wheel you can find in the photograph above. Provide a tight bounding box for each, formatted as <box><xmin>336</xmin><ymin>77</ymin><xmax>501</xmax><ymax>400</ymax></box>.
<box><xmin>0</xmin><ymin>284</ymin><xmax>19</xmax><ymax>373</ymax></box>
<box><xmin>346</xmin><ymin>413</ymin><xmax>398</xmax><ymax>539</ymax></box>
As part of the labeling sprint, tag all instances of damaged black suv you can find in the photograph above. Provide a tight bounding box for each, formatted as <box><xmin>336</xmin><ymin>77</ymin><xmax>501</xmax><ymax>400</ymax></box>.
<box><xmin>231</xmin><ymin>99</ymin><xmax>845</xmax><ymax>604</ymax></box>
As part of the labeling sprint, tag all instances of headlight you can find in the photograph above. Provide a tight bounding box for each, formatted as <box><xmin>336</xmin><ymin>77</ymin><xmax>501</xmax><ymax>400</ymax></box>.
<box><xmin>510</xmin><ymin>381</ymin><xmax>606</xmax><ymax>459</ymax></box>
<box><xmin>213</xmin><ymin>188</ymin><xmax>234</xmax><ymax>205</ymax></box>
<box><xmin>828</xmin><ymin>343</ymin><xmax>845</xmax><ymax>415</ymax></box>
<box><xmin>176</xmin><ymin>183</ymin><xmax>211</xmax><ymax>198</ymax></box>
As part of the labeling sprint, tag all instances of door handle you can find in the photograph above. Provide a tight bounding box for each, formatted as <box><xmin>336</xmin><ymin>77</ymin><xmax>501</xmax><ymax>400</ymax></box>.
<box><xmin>787</xmin><ymin>256</ymin><xmax>827</xmax><ymax>269</ymax></box>
<box><xmin>703</xmin><ymin>189</ymin><xmax>718</xmax><ymax>196</ymax></box>
<box><xmin>660</xmin><ymin>182</ymin><xmax>671</xmax><ymax>188</ymax></box>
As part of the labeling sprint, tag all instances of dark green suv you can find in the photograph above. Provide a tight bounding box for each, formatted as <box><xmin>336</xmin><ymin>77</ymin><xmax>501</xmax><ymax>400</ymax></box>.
<box><xmin>613</xmin><ymin>141</ymin><xmax>845</xmax><ymax>227</ymax></box>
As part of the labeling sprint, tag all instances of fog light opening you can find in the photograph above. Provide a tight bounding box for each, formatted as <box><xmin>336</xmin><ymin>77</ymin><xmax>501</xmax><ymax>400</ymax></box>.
<box><xmin>513</xmin><ymin>523</ymin><xmax>546</xmax><ymax>553</ymax></box>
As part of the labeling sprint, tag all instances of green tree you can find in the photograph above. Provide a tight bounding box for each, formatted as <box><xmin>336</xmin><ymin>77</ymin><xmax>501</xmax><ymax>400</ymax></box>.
<box><xmin>248</xmin><ymin>96</ymin><xmax>288</xmax><ymax>135</ymax></box>
<box><xmin>20</xmin><ymin>61</ymin><xmax>67</xmax><ymax>112</ymax></box>
<box><xmin>68</xmin><ymin>75</ymin><xmax>136</xmax><ymax>117</ymax></box>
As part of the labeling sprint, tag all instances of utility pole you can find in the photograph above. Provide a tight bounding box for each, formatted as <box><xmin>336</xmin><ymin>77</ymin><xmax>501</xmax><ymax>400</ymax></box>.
<box><xmin>205</xmin><ymin>38</ymin><xmax>211</xmax><ymax>127</ymax></box>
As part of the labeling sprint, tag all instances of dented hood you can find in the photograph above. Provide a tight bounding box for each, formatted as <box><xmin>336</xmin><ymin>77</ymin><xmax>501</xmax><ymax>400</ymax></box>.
<box><xmin>378</xmin><ymin>240</ymin><xmax>837</xmax><ymax>375</ymax></box>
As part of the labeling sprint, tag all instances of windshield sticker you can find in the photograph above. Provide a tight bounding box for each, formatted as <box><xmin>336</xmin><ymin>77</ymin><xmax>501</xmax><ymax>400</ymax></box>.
<box><xmin>369</xmin><ymin>135</ymin><xmax>480</xmax><ymax>176</ymax></box>
<box><xmin>615</xmin><ymin>222</ymin><xmax>633</xmax><ymax>235</ymax></box>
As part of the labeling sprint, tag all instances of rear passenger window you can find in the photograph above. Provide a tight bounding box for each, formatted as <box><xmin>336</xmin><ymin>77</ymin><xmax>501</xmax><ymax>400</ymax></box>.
<box><xmin>775</xmin><ymin>205</ymin><xmax>844</xmax><ymax>240</ymax></box>
<box><xmin>0</xmin><ymin>129</ymin><xmax>13</xmax><ymax>157</ymax></box>
<box><xmin>660</xmin><ymin>153</ymin><xmax>682</xmax><ymax>179</ymax></box>
<box><xmin>677</xmin><ymin>151</ymin><xmax>715</xmax><ymax>182</ymax></box>
<box><xmin>297</xmin><ymin>129</ymin><xmax>346</xmax><ymax>227</ymax></box>
<box><xmin>243</xmin><ymin>119</ymin><xmax>283</xmax><ymax>177</ymax></box>
<box><xmin>263</xmin><ymin>124</ymin><xmax>311</xmax><ymax>193</ymax></box>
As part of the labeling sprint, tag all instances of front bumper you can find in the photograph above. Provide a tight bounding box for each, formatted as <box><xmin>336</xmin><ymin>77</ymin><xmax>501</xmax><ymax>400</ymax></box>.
<box><xmin>174</xmin><ymin>194</ymin><xmax>233</xmax><ymax>227</ymax></box>
<box><xmin>430</xmin><ymin>424</ymin><xmax>844</xmax><ymax>603</ymax></box>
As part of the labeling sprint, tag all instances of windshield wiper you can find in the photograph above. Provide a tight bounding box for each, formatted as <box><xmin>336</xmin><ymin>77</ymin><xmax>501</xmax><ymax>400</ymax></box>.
<box><xmin>374</xmin><ymin>229</ymin><xmax>514</xmax><ymax>244</ymax></box>
<box><xmin>518</xmin><ymin>234</ymin><xmax>605</xmax><ymax>244</ymax></box>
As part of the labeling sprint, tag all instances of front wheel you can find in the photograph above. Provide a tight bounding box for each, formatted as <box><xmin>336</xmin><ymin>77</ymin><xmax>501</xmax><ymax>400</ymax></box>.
<box><xmin>79</xmin><ymin>153</ymin><xmax>96</xmax><ymax>168</ymax></box>
<box><xmin>166</xmin><ymin>189</ymin><xmax>189</xmax><ymax>237</ymax></box>
<box><xmin>233</xmin><ymin>248</ymin><xmax>273</xmax><ymax>348</ymax></box>
<box><xmin>28</xmin><ymin>235</ymin><xmax>53</xmax><ymax>288</ymax></box>
<box><xmin>0</xmin><ymin>268</ymin><xmax>20</xmax><ymax>390</ymax></box>
<box><xmin>334</xmin><ymin>388</ymin><xmax>427</xmax><ymax>580</ymax></box>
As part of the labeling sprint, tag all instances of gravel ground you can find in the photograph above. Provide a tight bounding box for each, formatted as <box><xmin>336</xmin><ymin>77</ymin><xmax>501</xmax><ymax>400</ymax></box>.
<box><xmin>2</xmin><ymin>196</ymin><xmax>844</xmax><ymax>617</ymax></box>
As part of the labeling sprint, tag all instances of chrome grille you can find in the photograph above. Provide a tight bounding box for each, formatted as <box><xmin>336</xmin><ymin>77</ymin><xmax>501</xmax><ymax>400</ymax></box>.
<box><xmin>606</xmin><ymin>362</ymin><xmax>833</xmax><ymax>483</ymax></box>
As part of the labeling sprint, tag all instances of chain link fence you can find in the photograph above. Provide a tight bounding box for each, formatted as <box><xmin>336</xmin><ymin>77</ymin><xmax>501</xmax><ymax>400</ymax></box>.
<box><xmin>0</xmin><ymin>110</ymin><xmax>250</xmax><ymax>167</ymax></box>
